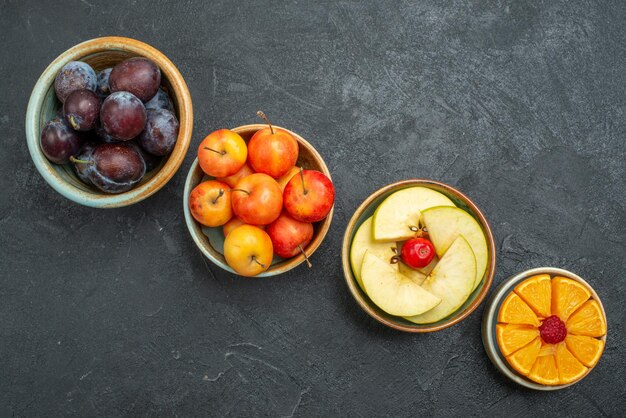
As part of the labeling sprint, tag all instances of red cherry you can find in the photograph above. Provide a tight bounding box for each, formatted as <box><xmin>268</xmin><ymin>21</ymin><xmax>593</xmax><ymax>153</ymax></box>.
<box><xmin>401</xmin><ymin>237</ymin><xmax>435</xmax><ymax>269</ymax></box>
<box><xmin>538</xmin><ymin>315</ymin><xmax>567</xmax><ymax>344</ymax></box>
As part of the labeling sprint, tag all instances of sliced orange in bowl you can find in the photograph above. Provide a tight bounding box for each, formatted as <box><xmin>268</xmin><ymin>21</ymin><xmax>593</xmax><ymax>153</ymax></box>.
<box><xmin>514</xmin><ymin>274</ymin><xmax>551</xmax><ymax>318</ymax></box>
<box><xmin>565</xmin><ymin>334</ymin><xmax>604</xmax><ymax>368</ymax></box>
<box><xmin>566</xmin><ymin>300</ymin><xmax>607</xmax><ymax>337</ymax></box>
<box><xmin>494</xmin><ymin>271</ymin><xmax>607</xmax><ymax>388</ymax></box>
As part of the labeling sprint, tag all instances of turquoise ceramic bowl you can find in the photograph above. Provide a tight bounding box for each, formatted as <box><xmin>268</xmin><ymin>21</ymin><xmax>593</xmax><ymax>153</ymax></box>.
<box><xmin>183</xmin><ymin>124</ymin><xmax>334</xmax><ymax>277</ymax></box>
<box><xmin>341</xmin><ymin>179</ymin><xmax>496</xmax><ymax>332</ymax></box>
<box><xmin>25</xmin><ymin>36</ymin><xmax>193</xmax><ymax>208</ymax></box>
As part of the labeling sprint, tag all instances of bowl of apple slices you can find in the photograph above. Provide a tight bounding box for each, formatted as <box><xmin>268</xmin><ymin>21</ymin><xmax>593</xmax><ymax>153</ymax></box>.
<box><xmin>341</xmin><ymin>180</ymin><xmax>496</xmax><ymax>332</ymax></box>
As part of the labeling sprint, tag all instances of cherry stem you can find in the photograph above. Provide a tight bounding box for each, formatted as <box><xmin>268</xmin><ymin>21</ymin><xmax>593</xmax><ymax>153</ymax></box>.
<box><xmin>299</xmin><ymin>166</ymin><xmax>308</xmax><ymax>195</ymax></box>
<box><xmin>69</xmin><ymin>156</ymin><xmax>93</xmax><ymax>165</ymax></box>
<box><xmin>204</xmin><ymin>147</ymin><xmax>226</xmax><ymax>155</ymax></box>
<box><xmin>256</xmin><ymin>111</ymin><xmax>274</xmax><ymax>134</ymax></box>
<box><xmin>212</xmin><ymin>189</ymin><xmax>224</xmax><ymax>204</ymax></box>
<box><xmin>298</xmin><ymin>245</ymin><xmax>312</xmax><ymax>268</ymax></box>
<box><xmin>230</xmin><ymin>188</ymin><xmax>251</xmax><ymax>196</ymax></box>
<box><xmin>251</xmin><ymin>256</ymin><xmax>266</xmax><ymax>269</ymax></box>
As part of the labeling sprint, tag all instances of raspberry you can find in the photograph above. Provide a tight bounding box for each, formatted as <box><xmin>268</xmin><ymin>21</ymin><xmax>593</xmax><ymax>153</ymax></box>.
<box><xmin>539</xmin><ymin>315</ymin><xmax>567</xmax><ymax>344</ymax></box>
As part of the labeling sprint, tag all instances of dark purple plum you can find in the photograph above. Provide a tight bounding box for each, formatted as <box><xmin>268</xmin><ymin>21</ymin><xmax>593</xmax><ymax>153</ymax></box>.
<box><xmin>40</xmin><ymin>118</ymin><xmax>83</xmax><ymax>164</ymax></box>
<box><xmin>70</xmin><ymin>142</ymin><xmax>98</xmax><ymax>185</ymax></box>
<box><xmin>88</xmin><ymin>143</ymin><xmax>146</xmax><ymax>193</ymax></box>
<box><xmin>100</xmin><ymin>91</ymin><xmax>147</xmax><ymax>141</ymax></box>
<box><xmin>54</xmin><ymin>61</ymin><xmax>97</xmax><ymax>102</ymax></box>
<box><xmin>94</xmin><ymin>122</ymin><xmax>119</xmax><ymax>143</ymax></box>
<box><xmin>63</xmin><ymin>89</ymin><xmax>101</xmax><ymax>131</ymax></box>
<box><xmin>109</xmin><ymin>57</ymin><xmax>161</xmax><ymax>102</ymax></box>
<box><xmin>96</xmin><ymin>68</ymin><xmax>112</xmax><ymax>97</ymax></box>
<box><xmin>145</xmin><ymin>88</ymin><xmax>174</xmax><ymax>112</ymax></box>
<box><xmin>129</xmin><ymin>141</ymin><xmax>162</xmax><ymax>172</ymax></box>
<box><xmin>138</xmin><ymin>109</ymin><xmax>179</xmax><ymax>156</ymax></box>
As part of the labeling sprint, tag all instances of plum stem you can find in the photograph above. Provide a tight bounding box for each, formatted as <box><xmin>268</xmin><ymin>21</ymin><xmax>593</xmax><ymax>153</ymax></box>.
<box><xmin>69</xmin><ymin>115</ymin><xmax>80</xmax><ymax>130</ymax></box>
<box><xmin>212</xmin><ymin>189</ymin><xmax>225</xmax><ymax>204</ymax></box>
<box><xmin>204</xmin><ymin>147</ymin><xmax>226</xmax><ymax>155</ymax></box>
<box><xmin>69</xmin><ymin>156</ymin><xmax>93</xmax><ymax>165</ymax></box>
<box><xmin>230</xmin><ymin>188</ymin><xmax>251</xmax><ymax>196</ymax></box>
<box><xmin>298</xmin><ymin>245</ymin><xmax>312</xmax><ymax>268</ymax></box>
<box><xmin>299</xmin><ymin>167</ymin><xmax>308</xmax><ymax>195</ymax></box>
<box><xmin>256</xmin><ymin>111</ymin><xmax>275</xmax><ymax>134</ymax></box>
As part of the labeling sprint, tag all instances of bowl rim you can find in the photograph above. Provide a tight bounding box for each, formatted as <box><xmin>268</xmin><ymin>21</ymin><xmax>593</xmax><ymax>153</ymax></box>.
<box><xmin>183</xmin><ymin>123</ymin><xmax>334</xmax><ymax>277</ymax></box>
<box><xmin>341</xmin><ymin>179</ymin><xmax>496</xmax><ymax>333</ymax></box>
<box><xmin>25</xmin><ymin>36</ymin><xmax>193</xmax><ymax>208</ymax></box>
<box><xmin>481</xmin><ymin>266</ymin><xmax>607</xmax><ymax>391</ymax></box>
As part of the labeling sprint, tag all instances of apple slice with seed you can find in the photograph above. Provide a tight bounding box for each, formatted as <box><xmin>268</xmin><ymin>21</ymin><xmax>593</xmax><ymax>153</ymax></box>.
<box><xmin>372</xmin><ymin>187</ymin><xmax>454</xmax><ymax>242</ymax></box>
<box><xmin>350</xmin><ymin>217</ymin><xmax>398</xmax><ymax>291</ymax></box>
<box><xmin>422</xmin><ymin>206</ymin><xmax>488</xmax><ymax>291</ymax></box>
<box><xmin>404</xmin><ymin>235</ymin><xmax>476</xmax><ymax>324</ymax></box>
<box><xmin>361</xmin><ymin>251</ymin><xmax>441</xmax><ymax>317</ymax></box>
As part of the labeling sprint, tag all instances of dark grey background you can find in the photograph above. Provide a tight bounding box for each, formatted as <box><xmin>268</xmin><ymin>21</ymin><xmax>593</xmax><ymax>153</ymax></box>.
<box><xmin>1</xmin><ymin>0</ymin><xmax>625</xmax><ymax>416</ymax></box>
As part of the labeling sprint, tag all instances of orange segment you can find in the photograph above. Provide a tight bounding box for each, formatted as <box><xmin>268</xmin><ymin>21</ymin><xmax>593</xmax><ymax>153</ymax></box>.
<box><xmin>528</xmin><ymin>353</ymin><xmax>559</xmax><ymax>385</ymax></box>
<box><xmin>565</xmin><ymin>334</ymin><xmax>605</xmax><ymax>368</ymax></box>
<box><xmin>505</xmin><ymin>337</ymin><xmax>542</xmax><ymax>376</ymax></box>
<box><xmin>514</xmin><ymin>274</ymin><xmax>552</xmax><ymax>318</ymax></box>
<box><xmin>555</xmin><ymin>342</ymin><xmax>588</xmax><ymax>384</ymax></box>
<box><xmin>498</xmin><ymin>292</ymin><xmax>540</xmax><ymax>326</ymax></box>
<box><xmin>566</xmin><ymin>300</ymin><xmax>607</xmax><ymax>337</ymax></box>
<box><xmin>496</xmin><ymin>324</ymin><xmax>540</xmax><ymax>356</ymax></box>
<box><xmin>538</xmin><ymin>342</ymin><xmax>556</xmax><ymax>356</ymax></box>
<box><xmin>551</xmin><ymin>276</ymin><xmax>590</xmax><ymax>321</ymax></box>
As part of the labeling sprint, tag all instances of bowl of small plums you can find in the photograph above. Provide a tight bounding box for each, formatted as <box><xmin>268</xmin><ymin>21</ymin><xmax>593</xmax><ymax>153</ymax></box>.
<box><xmin>25</xmin><ymin>36</ymin><xmax>193</xmax><ymax>207</ymax></box>
<box><xmin>183</xmin><ymin>112</ymin><xmax>335</xmax><ymax>277</ymax></box>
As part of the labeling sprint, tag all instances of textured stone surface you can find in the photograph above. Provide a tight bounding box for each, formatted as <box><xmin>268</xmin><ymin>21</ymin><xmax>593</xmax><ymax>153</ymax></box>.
<box><xmin>1</xmin><ymin>0</ymin><xmax>625</xmax><ymax>416</ymax></box>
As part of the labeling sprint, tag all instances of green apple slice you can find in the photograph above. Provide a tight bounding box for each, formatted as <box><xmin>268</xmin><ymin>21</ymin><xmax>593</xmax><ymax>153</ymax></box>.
<box><xmin>372</xmin><ymin>187</ymin><xmax>455</xmax><ymax>242</ymax></box>
<box><xmin>404</xmin><ymin>236</ymin><xmax>476</xmax><ymax>324</ymax></box>
<box><xmin>361</xmin><ymin>252</ymin><xmax>441</xmax><ymax>317</ymax></box>
<box><xmin>350</xmin><ymin>217</ymin><xmax>398</xmax><ymax>291</ymax></box>
<box><xmin>397</xmin><ymin>262</ymin><xmax>427</xmax><ymax>286</ymax></box>
<box><xmin>422</xmin><ymin>206</ymin><xmax>488</xmax><ymax>291</ymax></box>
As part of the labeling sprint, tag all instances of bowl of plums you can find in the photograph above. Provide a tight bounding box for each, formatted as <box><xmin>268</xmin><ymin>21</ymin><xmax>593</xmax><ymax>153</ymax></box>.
<box><xmin>25</xmin><ymin>36</ymin><xmax>193</xmax><ymax>207</ymax></box>
<box><xmin>183</xmin><ymin>112</ymin><xmax>335</xmax><ymax>277</ymax></box>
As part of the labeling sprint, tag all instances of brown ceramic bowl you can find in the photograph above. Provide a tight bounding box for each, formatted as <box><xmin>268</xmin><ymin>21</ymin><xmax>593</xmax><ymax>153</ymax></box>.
<box><xmin>25</xmin><ymin>36</ymin><xmax>193</xmax><ymax>208</ymax></box>
<box><xmin>183</xmin><ymin>124</ymin><xmax>334</xmax><ymax>277</ymax></box>
<box><xmin>341</xmin><ymin>179</ymin><xmax>496</xmax><ymax>332</ymax></box>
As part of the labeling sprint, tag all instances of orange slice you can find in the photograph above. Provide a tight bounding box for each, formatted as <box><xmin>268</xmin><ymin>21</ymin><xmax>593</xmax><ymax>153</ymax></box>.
<box><xmin>505</xmin><ymin>337</ymin><xmax>542</xmax><ymax>376</ymax></box>
<box><xmin>551</xmin><ymin>276</ymin><xmax>590</xmax><ymax>321</ymax></box>
<box><xmin>498</xmin><ymin>292</ymin><xmax>540</xmax><ymax>326</ymax></box>
<box><xmin>528</xmin><ymin>353</ymin><xmax>559</xmax><ymax>385</ymax></box>
<box><xmin>566</xmin><ymin>300</ymin><xmax>607</xmax><ymax>337</ymax></box>
<box><xmin>496</xmin><ymin>324</ymin><xmax>540</xmax><ymax>356</ymax></box>
<box><xmin>565</xmin><ymin>334</ymin><xmax>604</xmax><ymax>368</ymax></box>
<box><xmin>555</xmin><ymin>343</ymin><xmax>588</xmax><ymax>384</ymax></box>
<box><xmin>514</xmin><ymin>274</ymin><xmax>551</xmax><ymax>318</ymax></box>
